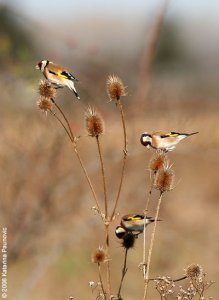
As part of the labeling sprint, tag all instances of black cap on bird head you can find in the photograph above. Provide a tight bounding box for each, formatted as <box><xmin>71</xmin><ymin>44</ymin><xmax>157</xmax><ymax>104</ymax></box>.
<box><xmin>140</xmin><ymin>132</ymin><xmax>152</xmax><ymax>148</ymax></box>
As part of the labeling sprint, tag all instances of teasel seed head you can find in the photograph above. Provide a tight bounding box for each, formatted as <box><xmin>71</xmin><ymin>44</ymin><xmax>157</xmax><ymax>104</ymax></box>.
<box><xmin>106</xmin><ymin>75</ymin><xmax>126</xmax><ymax>101</ymax></box>
<box><xmin>37</xmin><ymin>96</ymin><xmax>53</xmax><ymax>113</ymax></box>
<box><xmin>92</xmin><ymin>246</ymin><xmax>107</xmax><ymax>264</ymax></box>
<box><xmin>185</xmin><ymin>264</ymin><xmax>203</xmax><ymax>279</ymax></box>
<box><xmin>149</xmin><ymin>150</ymin><xmax>167</xmax><ymax>174</ymax></box>
<box><xmin>154</xmin><ymin>163</ymin><xmax>175</xmax><ymax>193</ymax></box>
<box><xmin>122</xmin><ymin>232</ymin><xmax>136</xmax><ymax>249</ymax></box>
<box><xmin>85</xmin><ymin>106</ymin><xmax>104</xmax><ymax>137</ymax></box>
<box><xmin>38</xmin><ymin>80</ymin><xmax>56</xmax><ymax>99</ymax></box>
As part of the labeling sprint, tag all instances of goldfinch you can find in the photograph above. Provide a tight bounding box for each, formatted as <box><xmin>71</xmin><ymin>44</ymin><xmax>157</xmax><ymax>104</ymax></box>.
<box><xmin>115</xmin><ymin>214</ymin><xmax>156</xmax><ymax>239</ymax></box>
<box><xmin>140</xmin><ymin>131</ymin><xmax>198</xmax><ymax>152</ymax></box>
<box><xmin>35</xmin><ymin>60</ymin><xmax>80</xmax><ymax>100</ymax></box>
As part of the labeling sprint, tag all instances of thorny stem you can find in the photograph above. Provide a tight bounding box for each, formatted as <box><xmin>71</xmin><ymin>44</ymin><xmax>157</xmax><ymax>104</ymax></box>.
<box><xmin>95</xmin><ymin>136</ymin><xmax>111</xmax><ymax>298</ymax></box>
<box><xmin>49</xmin><ymin>110</ymin><xmax>73</xmax><ymax>142</ymax></box>
<box><xmin>145</xmin><ymin>171</ymin><xmax>157</xmax><ymax>213</ymax></box>
<box><xmin>117</xmin><ymin>248</ymin><xmax>128</xmax><ymax>299</ymax></box>
<box><xmin>148</xmin><ymin>275</ymin><xmax>187</xmax><ymax>282</ymax></box>
<box><xmin>173</xmin><ymin>276</ymin><xmax>187</xmax><ymax>283</ymax></box>
<box><xmin>143</xmin><ymin>171</ymin><xmax>157</xmax><ymax>279</ymax></box>
<box><xmin>143</xmin><ymin>191</ymin><xmax>163</xmax><ymax>300</ymax></box>
<box><xmin>74</xmin><ymin>147</ymin><xmax>103</xmax><ymax>220</ymax></box>
<box><xmin>105</xmin><ymin>224</ymin><xmax>111</xmax><ymax>299</ymax></box>
<box><xmin>96</xmin><ymin>136</ymin><xmax>108</xmax><ymax>218</ymax></box>
<box><xmin>51</xmin><ymin>98</ymin><xmax>75</xmax><ymax>140</ymax></box>
<box><xmin>98</xmin><ymin>263</ymin><xmax>106</xmax><ymax>300</ymax></box>
<box><xmin>110</xmin><ymin>99</ymin><xmax>128</xmax><ymax>221</ymax></box>
<box><xmin>50</xmin><ymin>107</ymin><xmax>102</xmax><ymax>220</ymax></box>
<box><xmin>117</xmin><ymin>99</ymin><xmax>128</xmax><ymax>155</ymax></box>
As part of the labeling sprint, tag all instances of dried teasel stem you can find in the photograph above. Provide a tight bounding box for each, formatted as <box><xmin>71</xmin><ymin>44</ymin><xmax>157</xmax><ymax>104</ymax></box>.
<box><xmin>51</xmin><ymin>98</ymin><xmax>75</xmax><ymax>141</ymax></box>
<box><xmin>73</xmin><ymin>146</ymin><xmax>102</xmax><ymax>219</ymax></box>
<box><xmin>95</xmin><ymin>136</ymin><xmax>108</xmax><ymax>219</ymax></box>
<box><xmin>98</xmin><ymin>263</ymin><xmax>106</xmax><ymax>300</ymax></box>
<box><xmin>143</xmin><ymin>163</ymin><xmax>174</xmax><ymax>299</ymax></box>
<box><xmin>85</xmin><ymin>107</ymin><xmax>111</xmax><ymax>297</ymax></box>
<box><xmin>45</xmin><ymin>99</ymin><xmax>102</xmax><ymax>220</ymax></box>
<box><xmin>117</xmin><ymin>248</ymin><xmax>128</xmax><ymax>299</ymax></box>
<box><xmin>104</xmin><ymin>223</ymin><xmax>111</xmax><ymax>300</ymax></box>
<box><xmin>117</xmin><ymin>233</ymin><xmax>135</xmax><ymax>299</ymax></box>
<box><xmin>49</xmin><ymin>109</ymin><xmax>73</xmax><ymax>143</ymax></box>
<box><xmin>143</xmin><ymin>191</ymin><xmax>164</xmax><ymax>300</ymax></box>
<box><xmin>107</xmin><ymin>75</ymin><xmax>128</xmax><ymax>221</ymax></box>
<box><xmin>92</xmin><ymin>247</ymin><xmax>107</xmax><ymax>299</ymax></box>
<box><xmin>142</xmin><ymin>150</ymin><xmax>167</xmax><ymax>278</ymax></box>
<box><xmin>110</xmin><ymin>100</ymin><xmax>128</xmax><ymax>221</ymax></box>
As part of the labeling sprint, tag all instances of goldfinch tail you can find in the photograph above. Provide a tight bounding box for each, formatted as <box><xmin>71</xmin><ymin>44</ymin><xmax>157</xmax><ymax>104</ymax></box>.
<box><xmin>72</xmin><ymin>89</ymin><xmax>80</xmax><ymax>100</ymax></box>
<box><xmin>67</xmin><ymin>81</ymin><xmax>80</xmax><ymax>100</ymax></box>
<box><xmin>187</xmin><ymin>132</ymin><xmax>199</xmax><ymax>136</ymax></box>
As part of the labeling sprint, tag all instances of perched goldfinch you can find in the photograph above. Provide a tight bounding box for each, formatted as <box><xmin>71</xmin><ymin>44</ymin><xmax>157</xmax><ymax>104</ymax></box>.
<box><xmin>115</xmin><ymin>214</ymin><xmax>157</xmax><ymax>239</ymax></box>
<box><xmin>140</xmin><ymin>131</ymin><xmax>198</xmax><ymax>152</ymax></box>
<box><xmin>35</xmin><ymin>60</ymin><xmax>80</xmax><ymax>100</ymax></box>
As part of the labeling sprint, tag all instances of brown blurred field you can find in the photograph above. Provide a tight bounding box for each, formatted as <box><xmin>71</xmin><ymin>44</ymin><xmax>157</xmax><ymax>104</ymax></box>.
<box><xmin>1</xmin><ymin>2</ymin><xmax>219</xmax><ymax>300</ymax></box>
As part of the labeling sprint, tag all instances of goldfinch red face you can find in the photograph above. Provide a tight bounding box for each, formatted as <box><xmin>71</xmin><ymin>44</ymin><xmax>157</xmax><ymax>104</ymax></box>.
<box><xmin>35</xmin><ymin>60</ymin><xmax>48</xmax><ymax>71</ymax></box>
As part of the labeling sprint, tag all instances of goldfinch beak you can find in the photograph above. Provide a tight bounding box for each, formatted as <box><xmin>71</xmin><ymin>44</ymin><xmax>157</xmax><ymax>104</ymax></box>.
<box><xmin>146</xmin><ymin>144</ymin><xmax>150</xmax><ymax>149</ymax></box>
<box><xmin>35</xmin><ymin>64</ymin><xmax>40</xmax><ymax>70</ymax></box>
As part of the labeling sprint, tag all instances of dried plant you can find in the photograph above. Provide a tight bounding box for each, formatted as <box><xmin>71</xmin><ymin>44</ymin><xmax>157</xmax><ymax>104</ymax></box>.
<box><xmin>106</xmin><ymin>75</ymin><xmax>126</xmax><ymax>101</ymax></box>
<box><xmin>92</xmin><ymin>246</ymin><xmax>107</xmax><ymax>299</ymax></box>
<box><xmin>38</xmin><ymin>80</ymin><xmax>56</xmax><ymax>99</ymax></box>
<box><xmin>153</xmin><ymin>265</ymin><xmax>214</xmax><ymax>299</ymax></box>
<box><xmin>154</xmin><ymin>162</ymin><xmax>175</xmax><ymax>193</ymax></box>
<box><xmin>155</xmin><ymin>276</ymin><xmax>175</xmax><ymax>299</ymax></box>
<box><xmin>37</xmin><ymin>96</ymin><xmax>53</xmax><ymax>113</ymax></box>
<box><xmin>33</xmin><ymin>27</ymin><xmax>214</xmax><ymax>300</ymax></box>
<box><xmin>85</xmin><ymin>106</ymin><xmax>105</xmax><ymax>137</ymax></box>
<box><xmin>35</xmin><ymin>76</ymin><xmax>215</xmax><ymax>300</ymax></box>
<box><xmin>149</xmin><ymin>150</ymin><xmax>167</xmax><ymax>175</ymax></box>
<box><xmin>143</xmin><ymin>161</ymin><xmax>175</xmax><ymax>300</ymax></box>
<box><xmin>117</xmin><ymin>232</ymin><xmax>136</xmax><ymax>299</ymax></box>
<box><xmin>106</xmin><ymin>75</ymin><xmax>128</xmax><ymax>222</ymax></box>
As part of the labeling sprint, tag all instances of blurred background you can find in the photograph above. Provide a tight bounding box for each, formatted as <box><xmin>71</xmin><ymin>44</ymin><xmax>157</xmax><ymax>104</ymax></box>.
<box><xmin>1</xmin><ymin>0</ymin><xmax>219</xmax><ymax>299</ymax></box>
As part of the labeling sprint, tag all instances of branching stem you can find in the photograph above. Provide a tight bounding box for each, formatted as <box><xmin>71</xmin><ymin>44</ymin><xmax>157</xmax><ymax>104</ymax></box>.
<box><xmin>98</xmin><ymin>263</ymin><xmax>106</xmax><ymax>300</ymax></box>
<box><xmin>110</xmin><ymin>99</ymin><xmax>128</xmax><ymax>221</ymax></box>
<box><xmin>117</xmin><ymin>248</ymin><xmax>128</xmax><ymax>299</ymax></box>
<box><xmin>143</xmin><ymin>191</ymin><xmax>163</xmax><ymax>300</ymax></box>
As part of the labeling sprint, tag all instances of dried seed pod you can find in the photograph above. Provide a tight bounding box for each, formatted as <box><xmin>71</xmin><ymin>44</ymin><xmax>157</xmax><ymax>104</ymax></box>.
<box><xmin>106</xmin><ymin>75</ymin><xmax>126</xmax><ymax>101</ymax></box>
<box><xmin>154</xmin><ymin>163</ymin><xmax>175</xmax><ymax>193</ymax></box>
<box><xmin>85</xmin><ymin>106</ymin><xmax>104</xmax><ymax>137</ymax></box>
<box><xmin>37</xmin><ymin>96</ymin><xmax>53</xmax><ymax>113</ymax></box>
<box><xmin>38</xmin><ymin>80</ymin><xmax>56</xmax><ymax>99</ymax></box>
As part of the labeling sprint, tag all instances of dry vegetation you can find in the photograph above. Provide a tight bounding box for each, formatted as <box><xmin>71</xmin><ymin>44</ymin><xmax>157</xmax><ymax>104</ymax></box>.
<box><xmin>0</xmin><ymin>2</ymin><xmax>219</xmax><ymax>300</ymax></box>
<box><xmin>1</xmin><ymin>77</ymin><xmax>218</xmax><ymax>299</ymax></box>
